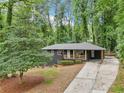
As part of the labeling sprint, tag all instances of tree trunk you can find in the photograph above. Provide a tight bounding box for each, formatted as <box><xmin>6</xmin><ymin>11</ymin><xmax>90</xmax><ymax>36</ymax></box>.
<box><xmin>92</xmin><ymin>22</ymin><xmax>96</xmax><ymax>43</ymax></box>
<box><xmin>19</xmin><ymin>72</ymin><xmax>24</xmax><ymax>83</ymax></box>
<box><xmin>6</xmin><ymin>0</ymin><xmax>13</xmax><ymax>26</ymax></box>
<box><xmin>0</xmin><ymin>8</ymin><xmax>3</xmax><ymax>29</ymax></box>
<box><xmin>83</xmin><ymin>16</ymin><xmax>89</xmax><ymax>41</ymax></box>
<box><xmin>47</xmin><ymin>13</ymin><xmax>53</xmax><ymax>31</ymax></box>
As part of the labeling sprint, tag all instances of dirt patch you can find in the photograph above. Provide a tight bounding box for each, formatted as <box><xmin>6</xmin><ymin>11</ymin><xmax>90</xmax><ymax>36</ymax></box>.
<box><xmin>0</xmin><ymin>76</ymin><xmax>44</xmax><ymax>93</ymax></box>
<box><xmin>0</xmin><ymin>64</ymin><xmax>84</xmax><ymax>93</ymax></box>
<box><xmin>26</xmin><ymin>64</ymin><xmax>83</xmax><ymax>93</ymax></box>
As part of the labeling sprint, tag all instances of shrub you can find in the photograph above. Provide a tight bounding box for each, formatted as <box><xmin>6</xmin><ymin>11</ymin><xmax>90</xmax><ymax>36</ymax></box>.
<box><xmin>74</xmin><ymin>60</ymin><xmax>83</xmax><ymax>64</ymax></box>
<box><xmin>60</xmin><ymin>60</ymin><xmax>74</xmax><ymax>66</ymax></box>
<box><xmin>0</xmin><ymin>27</ymin><xmax>52</xmax><ymax>80</ymax></box>
<box><xmin>41</xmin><ymin>68</ymin><xmax>59</xmax><ymax>84</ymax></box>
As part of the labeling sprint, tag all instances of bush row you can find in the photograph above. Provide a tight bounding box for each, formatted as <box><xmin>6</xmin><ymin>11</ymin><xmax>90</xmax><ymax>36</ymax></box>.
<box><xmin>60</xmin><ymin>60</ymin><xmax>83</xmax><ymax>66</ymax></box>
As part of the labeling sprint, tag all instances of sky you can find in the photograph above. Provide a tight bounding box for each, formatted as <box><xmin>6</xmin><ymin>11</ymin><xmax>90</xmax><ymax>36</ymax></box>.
<box><xmin>0</xmin><ymin>0</ymin><xmax>7</xmax><ymax>2</ymax></box>
<box><xmin>0</xmin><ymin>0</ymin><xmax>74</xmax><ymax>26</ymax></box>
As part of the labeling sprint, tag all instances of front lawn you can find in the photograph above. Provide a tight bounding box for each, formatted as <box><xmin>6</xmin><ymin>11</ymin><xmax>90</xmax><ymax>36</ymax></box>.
<box><xmin>0</xmin><ymin>64</ymin><xmax>84</xmax><ymax>93</ymax></box>
<box><xmin>109</xmin><ymin>63</ymin><xmax>124</xmax><ymax>93</ymax></box>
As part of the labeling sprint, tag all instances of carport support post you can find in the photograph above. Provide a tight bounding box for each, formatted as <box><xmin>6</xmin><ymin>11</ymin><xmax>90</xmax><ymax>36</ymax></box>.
<box><xmin>85</xmin><ymin>50</ymin><xmax>87</xmax><ymax>60</ymax></box>
<box><xmin>73</xmin><ymin>50</ymin><xmax>75</xmax><ymax>59</ymax></box>
<box><xmin>101</xmin><ymin>50</ymin><xmax>104</xmax><ymax>63</ymax></box>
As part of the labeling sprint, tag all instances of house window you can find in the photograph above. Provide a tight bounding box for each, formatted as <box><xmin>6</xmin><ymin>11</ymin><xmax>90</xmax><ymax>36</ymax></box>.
<box><xmin>80</xmin><ymin>51</ymin><xmax>84</xmax><ymax>55</ymax></box>
<box><xmin>75</xmin><ymin>50</ymin><xmax>85</xmax><ymax>59</ymax></box>
<box><xmin>57</xmin><ymin>50</ymin><xmax>62</xmax><ymax>55</ymax></box>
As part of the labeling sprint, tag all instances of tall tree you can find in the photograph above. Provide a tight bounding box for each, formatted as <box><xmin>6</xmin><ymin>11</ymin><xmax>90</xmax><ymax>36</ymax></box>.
<box><xmin>0</xmin><ymin>7</ymin><xmax>3</xmax><ymax>29</ymax></box>
<box><xmin>6</xmin><ymin>0</ymin><xmax>14</xmax><ymax>26</ymax></box>
<box><xmin>0</xmin><ymin>0</ymin><xmax>52</xmax><ymax>79</ymax></box>
<box><xmin>115</xmin><ymin>0</ymin><xmax>124</xmax><ymax>61</ymax></box>
<box><xmin>72</xmin><ymin>0</ymin><xmax>89</xmax><ymax>42</ymax></box>
<box><xmin>93</xmin><ymin>0</ymin><xmax>117</xmax><ymax>51</ymax></box>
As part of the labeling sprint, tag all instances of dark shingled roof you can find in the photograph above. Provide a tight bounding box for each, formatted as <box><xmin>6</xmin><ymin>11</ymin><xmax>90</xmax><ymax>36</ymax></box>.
<box><xmin>42</xmin><ymin>42</ymin><xmax>106</xmax><ymax>50</ymax></box>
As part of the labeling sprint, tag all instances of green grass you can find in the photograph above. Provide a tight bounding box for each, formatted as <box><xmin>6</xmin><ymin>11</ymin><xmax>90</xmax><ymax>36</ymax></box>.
<box><xmin>41</xmin><ymin>68</ymin><xmax>59</xmax><ymax>84</ymax></box>
<box><xmin>112</xmin><ymin>86</ymin><xmax>124</xmax><ymax>93</ymax></box>
<box><xmin>109</xmin><ymin>63</ymin><xmax>124</xmax><ymax>93</ymax></box>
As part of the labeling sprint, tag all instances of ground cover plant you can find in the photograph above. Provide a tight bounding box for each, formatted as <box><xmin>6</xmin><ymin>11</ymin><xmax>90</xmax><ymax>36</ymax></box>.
<box><xmin>109</xmin><ymin>62</ymin><xmax>124</xmax><ymax>93</ymax></box>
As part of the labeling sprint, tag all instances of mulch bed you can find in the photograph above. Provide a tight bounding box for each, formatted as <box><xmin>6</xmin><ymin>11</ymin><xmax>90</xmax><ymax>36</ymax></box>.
<box><xmin>0</xmin><ymin>76</ymin><xmax>44</xmax><ymax>93</ymax></box>
<box><xmin>0</xmin><ymin>64</ymin><xmax>84</xmax><ymax>93</ymax></box>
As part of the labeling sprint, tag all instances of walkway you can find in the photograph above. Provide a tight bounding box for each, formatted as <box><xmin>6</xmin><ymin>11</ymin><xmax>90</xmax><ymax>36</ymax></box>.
<box><xmin>64</xmin><ymin>56</ymin><xmax>119</xmax><ymax>93</ymax></box>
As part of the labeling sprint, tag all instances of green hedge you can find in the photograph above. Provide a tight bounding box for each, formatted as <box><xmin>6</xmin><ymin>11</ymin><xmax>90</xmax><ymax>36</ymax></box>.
<box><xmin>74</xmin><ymin>60</ymin><xmax>83</xmax><ymax>64</ymax></box>
<box><xmin>60</xmin><ymin>60</ymin><xmax>74</xmax><ymax>65</ymax></box>
<box><xmin>60</xmin><ymin>60</ymin><xmax>83</xmax><ymax>66</ymax></box>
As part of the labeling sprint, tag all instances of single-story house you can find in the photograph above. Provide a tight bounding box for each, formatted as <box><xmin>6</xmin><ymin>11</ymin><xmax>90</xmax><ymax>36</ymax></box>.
<box><xmin>42</xmin><ymin>42</ymin><xmax>105</xmax><ymax>63</ymax></box>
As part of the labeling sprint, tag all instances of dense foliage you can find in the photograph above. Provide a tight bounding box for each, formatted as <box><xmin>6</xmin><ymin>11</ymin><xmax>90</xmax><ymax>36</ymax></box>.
<box><xmin>0</xmin><ymin>0</ymin><xmax>124</xmax><ymax>78</ymax></box>
<box><xmin>0</xmin><ymin>0</ymin><xmax>52</xmax><ymax>79</ymax></box>
<box><xmin>114</xmin><ymin>0</ymin><xmax>124</xmax><ymax>61</ymax></box>
<box><xmin>0</xmin><ymin>26</ymin><xmax>52</xmax><ymax>79</ymax></box>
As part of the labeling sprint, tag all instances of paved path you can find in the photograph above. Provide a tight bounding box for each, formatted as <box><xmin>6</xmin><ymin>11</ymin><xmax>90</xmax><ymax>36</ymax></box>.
<box><xmin>64</xmin><ymin>56</ymin><xmax>119</xmax><ymax>93</ymax></box>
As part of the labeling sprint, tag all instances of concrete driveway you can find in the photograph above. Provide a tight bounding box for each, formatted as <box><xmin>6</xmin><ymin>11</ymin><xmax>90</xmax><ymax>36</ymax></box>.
<box><xmin>64</xmin><ymin>56</ymin><xmax>119</xmax><ymax>93</ymax></box>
